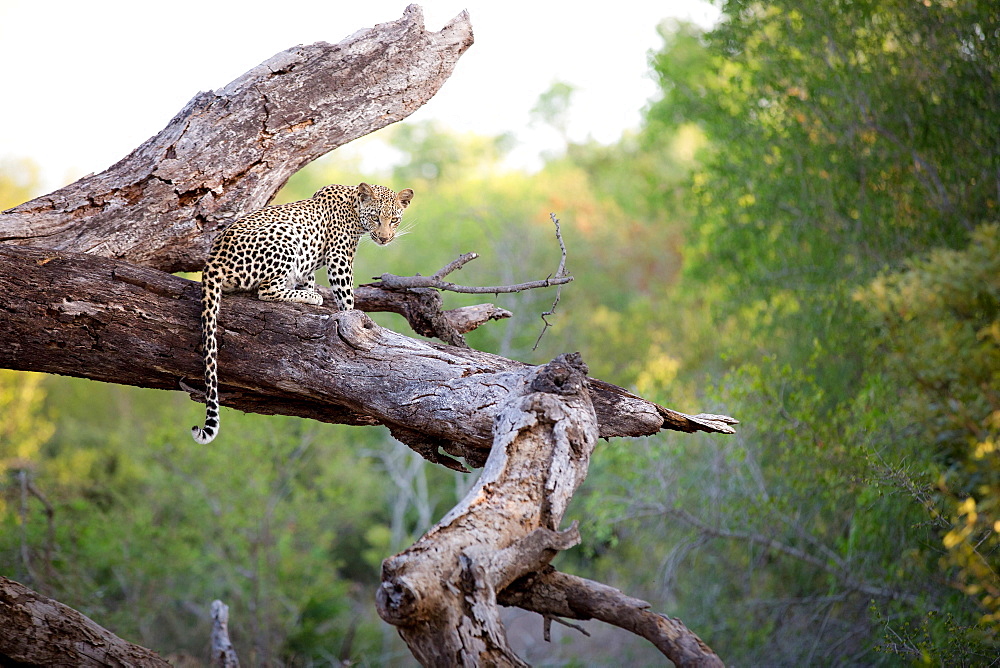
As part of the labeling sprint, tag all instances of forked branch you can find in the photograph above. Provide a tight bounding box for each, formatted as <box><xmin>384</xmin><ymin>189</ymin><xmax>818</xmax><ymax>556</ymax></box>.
<box><xmin>369</xmin><ymin>212</ymin><xmax>573</xmax><ymax>296</ymax></box>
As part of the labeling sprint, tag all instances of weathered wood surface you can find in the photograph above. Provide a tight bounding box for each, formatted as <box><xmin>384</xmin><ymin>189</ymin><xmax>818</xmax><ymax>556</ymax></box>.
<box><xmin>351</xmin><ymin>283</ymin><xmax>512</xmax><ymax>348</ymax></box>
<box><xmin>210</xmin><ymin>600</ymin><xmax>240</xmax><ymax>668</ymax></box>
<box><xmin>377</xmin><ymin>354</ymin><xmax>597</xmax><ymax>665</ymax></box>
<box><xmin>376</xmin><ymin>354</ymin><xmax>724</xmax><ymax>666</ymax></box>
<box><xmin>0</xmin><ymin>245</ymin><xmax>736</xmax><ymax>469</ymax></box>
<box><xmin>0</xmin><ymin>4</ymin><xmax>473</xmax><ymax>274</ymax></box>
<box><xmin>0</xmin><ymin>576</ymin><xmax>170</xmax><ymax>667</ymax></box>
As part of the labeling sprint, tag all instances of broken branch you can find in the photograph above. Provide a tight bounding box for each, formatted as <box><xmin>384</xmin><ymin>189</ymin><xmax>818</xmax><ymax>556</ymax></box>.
<box><xmin>498</xmin><ymin>569</ymin><xmax>724</xmax><ymax>667</ymax></box>
<box><xmin>369</xmin><ymin>216</ymin><xmax>573</xmax><ymax>295</ymax></box>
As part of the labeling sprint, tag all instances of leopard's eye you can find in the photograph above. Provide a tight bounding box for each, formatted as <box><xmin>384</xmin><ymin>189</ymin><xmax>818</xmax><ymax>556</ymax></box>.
<box><xmin>391</xmin><ymin>217</ymin><xmax>400</xmax><ymax>226</ymax></box>
<box><xmin>368</xmin><ymin>214</ymin><xmax>379</xmax><ymax>223</ymax></box>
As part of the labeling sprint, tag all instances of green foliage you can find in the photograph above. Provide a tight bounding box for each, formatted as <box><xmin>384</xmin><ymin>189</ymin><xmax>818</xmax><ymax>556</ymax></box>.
<box><xmin>0</xmin><ymin>371</ymin><xmax>54</xmax><ymax>475</ymax></box>
<box><xmin>562</xmin><ymin>1</ymin><xmax>1000</xmax><ymax>663</ymax></box>
<box><xmin>388</xmin><ymin>120</ymin><xmax>515</xmax><ymax>184</ymax></box>
<box><xmin>0</xmin><ymin>376</ymin><xmax>428</xmax><ymax>663</ymax></box>
<box><xmin>654</xmin><ymin>0</ymin><xmax>998</xmax><ymax>372</ymax></box>
<box><xmin>858</xmin><ymin>224</ymin><xmax>1000</xmax><ymax>631</ymax></box>
<box><xmin>531</xmin><ymin>81</ymin><xmax>577</xmax><ymax>139</ymax></box>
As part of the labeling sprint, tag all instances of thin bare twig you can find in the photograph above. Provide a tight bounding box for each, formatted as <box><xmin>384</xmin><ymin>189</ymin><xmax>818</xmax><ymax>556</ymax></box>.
<box><xmin>368</xmin><ymin>220</ymin><xmax>574</xmax><ymax>295</ymax></box>
<box><xmin>372</xmin><ymin>264</ymin><xmax>572</xmax><ymax>294</ymax></box>
<box><xmin>543</xmin><ymin>614</ymin><xmax>592</xmax><ymax>640</ymax></box>
<box><xmin>534</xmin><ymin>213</ymin><xmax>568</xmax><ymax>350</ymax></box>
<box><xmin>432</xmin><ymin>252</ymin><xmax>480</xmax><ymax>279</ymax></box>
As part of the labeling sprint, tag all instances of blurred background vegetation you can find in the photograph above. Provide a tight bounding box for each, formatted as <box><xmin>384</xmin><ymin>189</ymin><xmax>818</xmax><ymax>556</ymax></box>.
<box><xmin>2</xmin><ymin>0</ymin><xmax>999</xmax><ymax>664</ymax></box>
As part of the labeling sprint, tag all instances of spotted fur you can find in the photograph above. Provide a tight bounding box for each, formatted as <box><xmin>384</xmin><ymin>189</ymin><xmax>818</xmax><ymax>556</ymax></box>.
<box><xmin>191</xmin><ymin>182</ymin><xmax>414</xmax><ymax>444</ymax></box>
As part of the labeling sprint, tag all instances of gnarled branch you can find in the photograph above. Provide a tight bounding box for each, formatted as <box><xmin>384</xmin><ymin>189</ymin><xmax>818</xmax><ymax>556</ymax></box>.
<box><xmin>0</xmin><ymin>6</ymin><xmax>737</xmax><ymax>664</ymax></box>
<box><xmin>0</xmin><ymin>244</ymin><xmax>735</xmax><ymax>471</ymax></box>
<box><xmin>376</xmin><ymin>354</ymin><xmax>724</xmax><ymax>666</ymax></box>
<box><xmin>352</xmin><ymin>282</ymin><xmax>511</xmax><ymax>349</ymax></box>
<box><xmin>498</xmin><ymin>569</ymin><xmax>723</xmax><ymax>668</ymax></box>
<box><xmin>0</xmin><ymin>4</ymin><xmax>473</xmax><ymax>274</ymax></box>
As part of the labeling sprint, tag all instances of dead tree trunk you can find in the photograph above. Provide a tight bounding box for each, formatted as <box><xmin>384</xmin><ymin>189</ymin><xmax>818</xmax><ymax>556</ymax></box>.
<box><xmin>0</xmin><ymin>5</ymin><xmax>736</xmax><ymax>665</ymax></box>
<box><xmin>376</xmin><ymin>354</ymin><xmax>723</xmax><ymax>666</ymax></box>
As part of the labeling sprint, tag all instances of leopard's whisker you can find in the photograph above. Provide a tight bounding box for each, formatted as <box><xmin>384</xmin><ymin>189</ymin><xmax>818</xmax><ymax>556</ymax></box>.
<box><xmin>394</xmin><ymin>219</ymin><xmax>419</xmax><ymax>238</ymax></box>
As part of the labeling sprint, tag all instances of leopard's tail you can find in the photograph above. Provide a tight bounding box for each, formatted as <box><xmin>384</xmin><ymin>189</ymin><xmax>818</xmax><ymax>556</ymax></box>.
<box><xmin>192</xmin><ymin>273</ymin><xmax>222</xmax><ymax>444</ymax></box>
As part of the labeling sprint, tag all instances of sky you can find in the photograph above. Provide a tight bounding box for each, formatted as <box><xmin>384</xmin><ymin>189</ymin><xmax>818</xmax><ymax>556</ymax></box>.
<box><xmin>0</xmin><ymin>1</ymin><xmax>719</xmax><ymax>194</ymax></box>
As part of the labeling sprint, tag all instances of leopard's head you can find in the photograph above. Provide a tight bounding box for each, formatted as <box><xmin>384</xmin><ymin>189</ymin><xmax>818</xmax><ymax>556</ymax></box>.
<box><xmin>357</xmin><ymin>182</ymin><xmax>414</xmax><ymax>245</ymax></box>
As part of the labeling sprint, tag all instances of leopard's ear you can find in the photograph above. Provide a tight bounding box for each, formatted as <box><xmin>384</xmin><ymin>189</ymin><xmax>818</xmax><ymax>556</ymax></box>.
<box><xmin>397</xmin><ymin>188</ymin><xmax>414</xmax><ymax>208</ymax></box>
<box><xmin>357</xmin><ymin>182</ymin><xmax>375</xmax><ymax>202</ymax></box>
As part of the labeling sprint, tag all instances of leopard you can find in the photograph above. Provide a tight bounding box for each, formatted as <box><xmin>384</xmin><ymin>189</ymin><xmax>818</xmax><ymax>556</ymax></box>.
<box><xmin>191</xmin><ymin>182</ymin><xmax>414</xmax><ymax>444</ymax></box>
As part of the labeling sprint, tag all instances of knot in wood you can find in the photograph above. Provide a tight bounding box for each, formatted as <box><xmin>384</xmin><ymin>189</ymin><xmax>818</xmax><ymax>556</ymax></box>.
<box><xmin>334</xmin><ymin>310</ymin><xmax>379</xmax><ymax>351</ymax></box>
<box><xmin>530</xmin><ymin>352</ymin><xmax>588</xmax><ymax>396</ymax></box>
<box><xmin>376</xmin><ymin>576</ymin><xmax>421</xmax><ymax>625</ymax></box>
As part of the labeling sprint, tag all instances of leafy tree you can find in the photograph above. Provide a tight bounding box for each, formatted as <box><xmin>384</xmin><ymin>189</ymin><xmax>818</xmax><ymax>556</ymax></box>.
<box><xmin>858</xmin><ymin>223</ymin><xmax>1000</xmax><ymax>631</ymax></box>
<box><xmin>656</xmin><ymin>0</ymin><xmax>998</xmax><ymax>375</ymax></box>
<box><xmin>564</xmin><ymin>2</ymin><xmax>999</xmax><ymax>663</ymax></box>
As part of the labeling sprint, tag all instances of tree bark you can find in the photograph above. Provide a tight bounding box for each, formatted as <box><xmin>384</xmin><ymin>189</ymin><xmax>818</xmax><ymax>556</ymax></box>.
<box><xmin>376</xmin><ymin>354</ymin><xmax>724</xmax><ymax>666</ymax></box>
<box><xmin>0</xmin><ymin>4</ymin><xmax>473</xmax><ymax>274</ymax></box>
<box><xmin>377</xmin><ymin>354</ymin><xmax>598</xmax><ymax>665</ymax></box>
<box><xmin>0</xmin><ymin>244</ymin><xmax>735</xmax><ymax>470</ymax></box>
<box><xmin>0</xmin><ymin>576</ymin><xmax>170</xmax><ymax>667</ymax></box>
<box><xmin>210</xmin><ymin>600</ymin><xmax>240</xmax><ymax>668</ymax></box>
<box><xmin>351</xmin><ymin>283</ymin><xmax>513</xmax><ymax>349</ymax></box>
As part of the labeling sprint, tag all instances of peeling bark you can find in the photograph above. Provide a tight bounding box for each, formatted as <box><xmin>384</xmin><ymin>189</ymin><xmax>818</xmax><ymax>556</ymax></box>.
<box><xmin>377</xmin><ymin>354</ymin><xmax>598</xmax><ymax>665</ymax></box>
